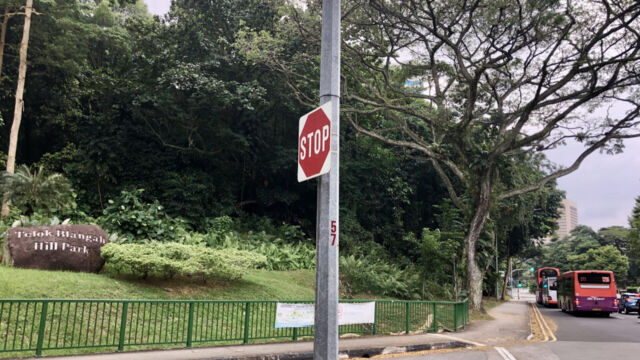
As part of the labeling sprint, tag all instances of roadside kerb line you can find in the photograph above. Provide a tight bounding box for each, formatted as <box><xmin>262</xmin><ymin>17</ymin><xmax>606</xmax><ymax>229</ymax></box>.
<box><xmin>536</xmin><ymin>304</ymin><xmax>556</xmax><ymax>342</ymax></box>
<box><xmin>526</xmin><ymin>301</ymin><xmax>534</xmax><ymax>340</ymax></box>
<box><xmin>429</xmin><ymin>333</ymin><xmax>486</xmax><ymax>347</ymax></box>
<box><xmin>495</xmin><ymin>346</ymin><xmax>517</xmax><ymax>360</ymax></box>
<box><xmin>532</xmin><ymin>303</ymin><xmax>548</xmax><ymax>341</ymax></box>
<box><xmin>530</xmin><ymin>303</ymin><xmax>556</xmax><ymax>342</ymax></box>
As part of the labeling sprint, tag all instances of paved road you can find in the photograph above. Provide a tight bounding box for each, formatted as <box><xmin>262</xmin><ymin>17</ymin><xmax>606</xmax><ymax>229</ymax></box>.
<box><xmin>539</xmin><ymin>301</ymin><xmax>640</xmax><ymax>342</ymax></box>
<box><xmin>374</xmin><ymin>302</ymin><xmax>640</xmax><ymax>360</ymax></box>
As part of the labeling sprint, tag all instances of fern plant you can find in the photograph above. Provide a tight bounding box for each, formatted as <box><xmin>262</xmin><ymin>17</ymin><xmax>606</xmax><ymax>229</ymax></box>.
<box><xmin>0</xmin><ymin>165</ymin><xmax>75</xmax><ymax>216</ymax></box>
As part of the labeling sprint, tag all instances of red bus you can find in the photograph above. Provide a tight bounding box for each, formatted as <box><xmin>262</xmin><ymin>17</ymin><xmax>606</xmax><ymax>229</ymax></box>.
<box><xmin>536</xmin><ymin>267</ymin><xmax>559</xmax><ymax>304</ymax></box>
<box><xmin>557</xmin><ymin>270</ymin><xmax>618</xmax><ymax>315</ymax></box>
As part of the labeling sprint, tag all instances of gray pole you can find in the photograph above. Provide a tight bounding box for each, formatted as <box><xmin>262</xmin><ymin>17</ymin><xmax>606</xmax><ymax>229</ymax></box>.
<box><xmin>495</xmin><ymin>233</ymin><xmax>499</xmax><ymax>301</ymax></box>
<box><xmin>314</xmin><ymin>0</ymin><xmax>340</xmax><ymax>359</ymax></box>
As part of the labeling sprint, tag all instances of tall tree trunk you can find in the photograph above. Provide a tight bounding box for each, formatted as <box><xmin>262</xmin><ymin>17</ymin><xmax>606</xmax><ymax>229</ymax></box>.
<box><xmin>0</xmin><ymin>6</ymin><xmax>10</xmax><ymax>76</ymax></box>
<box><xmin>453</xmin><ymin>257</ymin><xmax>458</xmax><ymax>300</ymax></box>
<box><xmin>1</xmin><ymin>0</ymin><xmax>33</xmax><ymax>266</ymax></box>
<box><xmin>466</xmin><ymin>173</ymin><xmax>492</xmax><ymax>311</ymax></box>
<box><xmin>502</xmin><ymin>253</ymin><xmax>511</xmax><ymax>300</ymax></box>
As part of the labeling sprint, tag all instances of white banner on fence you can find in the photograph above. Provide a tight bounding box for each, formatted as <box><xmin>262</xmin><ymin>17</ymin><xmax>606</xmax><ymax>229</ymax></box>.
<box><xmin>274</xmin><ymin>302</ymin><xmax>375</xmax><ymax>328</ymax></box>
<box><xmin>275</xmin><ymin>303</ymin><xmax>315</xmax><ymax>328</ymax></box>
<box><xmin>338</xmin><ymin>302</ymin><xmax>375</xmax><ymax>325</ymax></box>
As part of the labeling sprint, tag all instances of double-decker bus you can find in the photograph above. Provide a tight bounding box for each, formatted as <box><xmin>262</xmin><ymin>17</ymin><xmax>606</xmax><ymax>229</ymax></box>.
<box><xmin>558</xmin><ymin>270</ymin><xmax>618</xmax><ymax>316</ymax></box>
<box><xmin>542</xmin><ymin>276</ymin><xmax>557</xmax><ymax>307</ymax></box>
<box><xmin>536</xmin><ymin>267</ymin><xmax>560</xmax><ymax>304</ymax></box>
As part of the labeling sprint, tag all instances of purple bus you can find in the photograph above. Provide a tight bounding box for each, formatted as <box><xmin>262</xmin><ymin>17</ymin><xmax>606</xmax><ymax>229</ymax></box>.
<box><xmin>558</xmin><ymin>270</ymin><xmax>618</xmax><ymax>316</ymax></box>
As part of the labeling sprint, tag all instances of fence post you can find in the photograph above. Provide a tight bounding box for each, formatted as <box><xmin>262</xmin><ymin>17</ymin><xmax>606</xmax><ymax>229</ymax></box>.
<box><xmin>186</xmin><ymin>302</ymin><xmax>195</xmax><ymax>348</ymax></box>
<box><xmin>372</xmin><ymin>301</ymin><xmax>378</xmax><ymax>335</ymax></box>
<box><xmin>292</xmin><ymin>327</ymin><xmax>298</xmax><ymax>341</ymax></box>
<box><xmin>405</xmin><ymin>302</ymin><xmax>410</xmax><ymax>334</ymax></box>
<box><xmin>117</xmin><ymin>302</ymin><xmax>128</xmax><ymax>352</ymax></box>
<box><xmin>243</xmin><ymin>302</ymin><xmax>251</xmax><ymax>344</ymax></box>
<box><xmin>35</xmin><ymin>301</ymin><xmax>49</xmax><ymax>357</ymax></box>
<box><xmin>432</xmin><ymin>302</ymin><xmax>437</xmax><ymax>332</ymax></box>
<box><xmin>453</xmin><ymin>303</ymin><xmax>458</xmax><ymax>332</ymax></box>
<box><xmin>464</xmin><ymin>299</ymin><xmax>468</xmax><ymax>328</ymax></box>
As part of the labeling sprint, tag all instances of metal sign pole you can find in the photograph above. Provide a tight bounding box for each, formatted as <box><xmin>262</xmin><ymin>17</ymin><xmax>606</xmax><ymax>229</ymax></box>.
<box><xmin>314</xmin><ymin>0</ymin><xmax>340</xmax><ymax>359</ymax></box>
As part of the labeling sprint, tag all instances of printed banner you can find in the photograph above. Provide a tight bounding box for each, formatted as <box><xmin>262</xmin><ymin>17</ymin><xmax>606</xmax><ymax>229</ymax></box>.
<box><xmin>274</xmin><ymin>302</ymin><xmax>375</xmax><ymax>328</ymax></box>
<box><xmin>275</xmin><ymin>303</ymin><xmax>315</xmax><ymax>328</ymax></box>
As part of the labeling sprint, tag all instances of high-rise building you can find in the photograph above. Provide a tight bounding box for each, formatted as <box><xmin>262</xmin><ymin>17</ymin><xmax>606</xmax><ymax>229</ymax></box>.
<box><xmin>540</xmin><ymin>198</ymin><xmax>578</xmax><ymax>244</ymax></box>
<box><xmin>556</xmin><ymin>198</ymin><xmax>578</xmax><ymax>239</ymax></box>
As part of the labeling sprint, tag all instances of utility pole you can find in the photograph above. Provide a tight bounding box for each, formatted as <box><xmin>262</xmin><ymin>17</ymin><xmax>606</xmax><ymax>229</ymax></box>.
<box><xmin>495</xmin><ymin>233</ymin><xmax>499</xmax><ymax>301</ymax></box>
<box><xmin>314</xmin><ymin>0</ymin><xmax>340</xmax><ymax>359</ymax></box>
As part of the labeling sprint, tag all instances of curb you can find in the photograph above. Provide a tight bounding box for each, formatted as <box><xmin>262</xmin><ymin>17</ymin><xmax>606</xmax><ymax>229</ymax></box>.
<box><xmin>200</xmin><ymin>341</ymin><xmax>469</xmax><ymax>360</ymax></box>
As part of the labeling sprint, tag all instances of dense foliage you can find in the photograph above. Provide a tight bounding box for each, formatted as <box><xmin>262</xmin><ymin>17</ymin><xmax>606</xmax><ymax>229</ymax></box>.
<box><xmin>535</xmin><ymin>226</ymin><xmax>634</xmax><ymax>286</ymax></box>
<box><xmin>101</xmin><ymin>242</ymin><xmax>267</xmax><ymax>281</ymax></box>
<box><xmin>1</xmin><ymin>0</ymin><xmax>636</xmax><ymax>307</ymax></box>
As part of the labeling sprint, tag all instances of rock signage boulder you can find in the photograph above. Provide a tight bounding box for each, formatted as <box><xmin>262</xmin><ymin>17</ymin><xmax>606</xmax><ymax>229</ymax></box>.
<box><xmin>7</xmin><ymin>225</ymin><xmax>109</xmax><ymax>273</ymax></box>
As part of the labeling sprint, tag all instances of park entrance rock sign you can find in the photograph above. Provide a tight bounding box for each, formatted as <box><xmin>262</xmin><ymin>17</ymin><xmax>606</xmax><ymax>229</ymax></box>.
<box><xmin>297</xmin><ymin>101</ymin><xmax>332</xmax><ymax>182</ymax></box>
<box><xmin>7</xmin><ymin>225</ymin><xmax>109</xmax><ymax>273</ymax></box>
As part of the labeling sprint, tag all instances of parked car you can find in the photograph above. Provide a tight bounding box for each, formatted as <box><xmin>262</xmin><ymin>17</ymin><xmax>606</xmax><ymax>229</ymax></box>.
<box><xmin>617</xmin><ymin>293</ymin><xmax>640</xmax><ymax>314</ymax></box>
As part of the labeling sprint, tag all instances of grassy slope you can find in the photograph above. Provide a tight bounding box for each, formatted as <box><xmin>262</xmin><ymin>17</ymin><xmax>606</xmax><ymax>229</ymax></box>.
<box><xmin>0</xmin><ymin>266</ymin><xmax>316</xmax><ymax>300</ymax></box>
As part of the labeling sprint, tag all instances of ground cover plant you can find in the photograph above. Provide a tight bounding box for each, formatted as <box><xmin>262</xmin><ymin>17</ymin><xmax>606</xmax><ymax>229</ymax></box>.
<box><xmin>100</xmin><ymin>242</ymin><xmax>267</xmax><ymax>281</ymax></box>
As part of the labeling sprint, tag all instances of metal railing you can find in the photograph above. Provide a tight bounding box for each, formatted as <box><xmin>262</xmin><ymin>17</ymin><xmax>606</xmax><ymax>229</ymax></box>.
<box><xmin>0</xmin><ymin>298</ymin><xmax>468</xmax><ymax>357</ymax></box>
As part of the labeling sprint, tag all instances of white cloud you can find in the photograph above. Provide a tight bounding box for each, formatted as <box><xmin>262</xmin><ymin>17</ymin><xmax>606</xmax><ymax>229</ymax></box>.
<box><xmin>143</xmin><ymin>0</ymin><xmax>170</xmax><ymax>16</ymax></box>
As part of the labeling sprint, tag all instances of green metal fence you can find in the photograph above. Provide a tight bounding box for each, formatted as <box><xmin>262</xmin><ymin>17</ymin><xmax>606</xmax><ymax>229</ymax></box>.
<box><xmin>0</xmin><ymin>298</ymin><xmax>468</xmax><ymax>357</ymax></box>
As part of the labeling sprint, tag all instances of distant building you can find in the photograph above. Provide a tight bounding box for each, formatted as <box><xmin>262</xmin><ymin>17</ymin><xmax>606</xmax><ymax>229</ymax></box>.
<box><xmin>541</xmin><ymin>198</ymin><xmax>578</xmax><ymax>244</ymax></box>
<box><xmin>557</xmin><ymin>198</ymin><xmax>578</xmax><ymax>239</ymax></box>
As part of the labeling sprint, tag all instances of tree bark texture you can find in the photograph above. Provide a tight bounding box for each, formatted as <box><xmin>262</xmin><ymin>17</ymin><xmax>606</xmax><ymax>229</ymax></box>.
<box><xmin>1</xmin><ymin>0</ymin><xmax>33</xmax><ymax>265</ymax></box>
<box><xmin>5</xmin><ymin>0</ymin><xmax>32</xmax><ymax>195</ymax></box>
<box><xmin>466</xmin><ymin>174</ymin><xmax>492</xmax><ymax>311</ymax></box>
<box><xmin>502</xmin><ymin>254</ymin><xmax>511</xmax><ymax>300</ymax></box>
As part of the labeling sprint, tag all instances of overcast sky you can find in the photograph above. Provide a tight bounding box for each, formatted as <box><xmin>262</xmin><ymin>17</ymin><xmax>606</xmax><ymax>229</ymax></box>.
<box><xmin>142</xmin><ymin>0</ymin><xmax>640</xmax><ymax>231</ymax></box>
<box><xmin>144</xmin><ymin>0</ymin><xmax>170</xmax><ymax>16</ymax></box>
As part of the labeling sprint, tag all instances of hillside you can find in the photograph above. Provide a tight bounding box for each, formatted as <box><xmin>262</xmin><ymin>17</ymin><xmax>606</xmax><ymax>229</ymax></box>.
<box><xmin>0</xmin><ymin>266</ymin><xmax>316</xmax><ymax>300</ymax></box>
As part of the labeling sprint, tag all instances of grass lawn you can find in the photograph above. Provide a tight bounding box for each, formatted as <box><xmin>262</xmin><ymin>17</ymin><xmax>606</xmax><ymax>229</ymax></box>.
<box><xmin>0</xmin><ymin>266</ymin><xmax>472</xmax><ymax>359</ymax></box>
<box><xmin>0</xmin><ymin>266</ymin><xmax>316</xmax><ymax>300</ymax></box>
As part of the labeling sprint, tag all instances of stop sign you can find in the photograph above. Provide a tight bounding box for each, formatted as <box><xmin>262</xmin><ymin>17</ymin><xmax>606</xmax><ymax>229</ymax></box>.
<box><xmin>298</xmin><ymin>102</ymin><xmax>332</xmax><ymax>182</ymax></box>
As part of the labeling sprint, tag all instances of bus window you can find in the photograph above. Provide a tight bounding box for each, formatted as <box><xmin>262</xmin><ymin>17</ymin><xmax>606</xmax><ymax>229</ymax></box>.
<box><xmin>540</xmin><ymin>269</ymin><xmax>558</xmax><ymax>278</ymax></box>
<box><xmin>578</xmin><ymin>272</ymin><xmax>612</xmax><ymax>289</ymax></box>
<box><xmin>550</xmin><ymin>281</ymin><xmax>557</xmax><ymax>290</ymax></box>
<box><xmin>578</xmin><ymin>273</ymin><xmax>611</xmax><ymax>284</ymax></box>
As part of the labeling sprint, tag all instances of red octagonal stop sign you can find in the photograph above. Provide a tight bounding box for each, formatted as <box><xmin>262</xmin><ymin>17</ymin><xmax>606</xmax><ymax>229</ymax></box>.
<box><xmin>298</xmin><ymin>102</ymin><xmax>332</xmax><ymax>182</ymax></box>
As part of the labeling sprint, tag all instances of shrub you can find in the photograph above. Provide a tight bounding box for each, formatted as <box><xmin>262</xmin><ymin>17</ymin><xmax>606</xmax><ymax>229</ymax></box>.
<box><xmin>99</xmin><ymin>189</ymin><xmax>188</xmax><ymax>243</ymax></box>
<box><xmin>101</xmin><ymin>242</ymin><xmax>267</xmax><ymax>281</ymax></box>
<box><xmin>205</xmin><ymin>230</ymin><xmax>315</xmax><ymax>270</ymax></box>
<box><xmin>339</xmin><ymin>255</ymin><xmax>416</xmax><ymax>299</ymax></box>
<box><xmin>0</xmin><ymin>165</ymin><xmax>76</xmax><ymax>216</ymax></box>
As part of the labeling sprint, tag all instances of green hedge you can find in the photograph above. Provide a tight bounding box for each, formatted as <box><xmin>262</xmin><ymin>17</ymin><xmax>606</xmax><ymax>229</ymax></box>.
<box><xmin>101</xmin><ymin>242</ymin><xmax>267</xmax><ymax>280</ymax></box>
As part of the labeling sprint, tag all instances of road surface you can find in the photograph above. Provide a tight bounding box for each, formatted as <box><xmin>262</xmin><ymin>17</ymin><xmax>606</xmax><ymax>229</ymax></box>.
<box><xmin>370</xmin><ymin>301</ymin><xmax>640</xmax><ymax>360</ymax></box>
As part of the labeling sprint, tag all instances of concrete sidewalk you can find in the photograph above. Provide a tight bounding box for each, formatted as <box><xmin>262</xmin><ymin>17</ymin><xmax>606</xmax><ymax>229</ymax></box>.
<box><xmin>453</xmin><ymin>300</ymin><xmax>532</xmax><ymax>346</ymax></box>
<box><xmin>24</xmin><ymin>301</ymin><xmax>532</xmax><ymax>360</ymax></box>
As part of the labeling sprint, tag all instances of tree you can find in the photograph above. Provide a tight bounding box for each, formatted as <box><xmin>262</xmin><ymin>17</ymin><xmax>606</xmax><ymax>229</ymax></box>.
<box><xmin>239</xmin><ymin>0</ymin><xmax>640</xmax><ymax>309</ymax></box>
<box><xmin>93</xmin><ymin>0</ymin><xmax>115</xmax><ymax>27</ymax></box>
<box><xmin>537</xmin><ymin>225</ymin><xmax>601</xmax><ymax>272</ymax></box>
<box><xmin>629</xmin><ymin>196</ymin><xmax>640</xmax><ymax>283</ymax></box>
<box><xmin>567</xmin><ymin>245</ymin><xmax>629</xmax><ymax>286</ymax></box>
<box><xmin>598</xmin><ymin>226</ymin><xmax>631</xmax><ymax>254</ymax></box>
<box><xmin>630</xmin><ymin>196</ymin><xmax>640</xmax><ymax>256</ymax></box>
<box><xmin>491</xmin><ymin>154</ymin><xmax>563</xmax><ymax>299</ymax></box>
<box><xmin>2</xmin><ymin>0</ymin><xmax>33</xmax><ymax>218</ymax></box>
<box><xmin>0</xmin><ymin>1</ymin><xmax>18</xmax><ymax>76</ymax></box>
